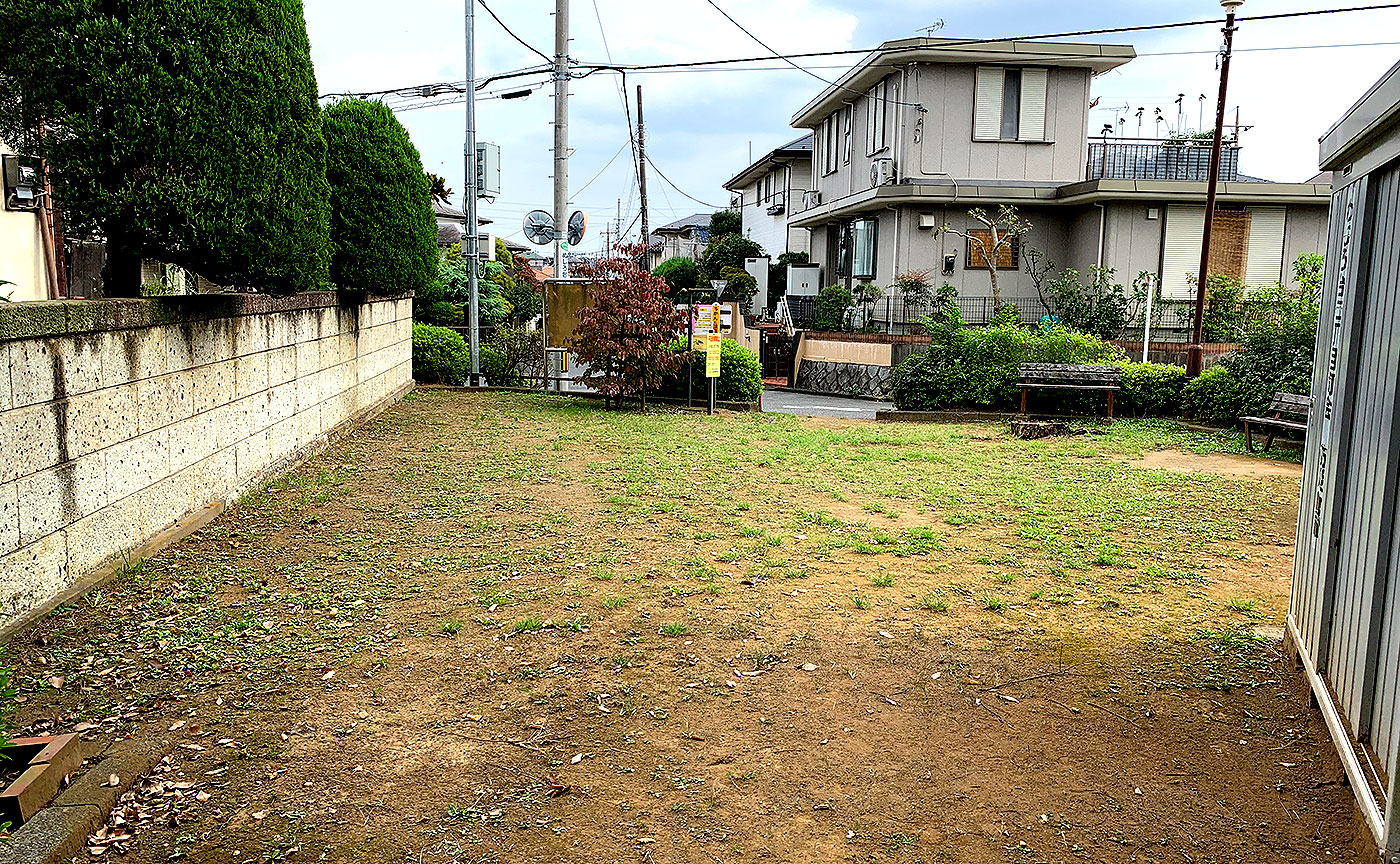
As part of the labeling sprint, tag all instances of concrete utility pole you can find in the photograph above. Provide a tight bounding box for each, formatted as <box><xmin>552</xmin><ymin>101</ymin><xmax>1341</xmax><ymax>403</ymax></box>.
<box><xmin>636</xmin><ymin>85</ymin><xmax>650</xmax><ymax>247</ymax></box>
<box><xmin>1187</xmin><ymin>0</ymin><xmax>1243</xmax><ymax>378</ymax></box>
<box><xmin>464</xmin><ymin>0</ymin><xmax>482</xmax><ymax>385</ymax></box>
<box><xmin>553</xmin><ymin>0</ymin><xmax>569</xmax><ymax>281</ymax></box>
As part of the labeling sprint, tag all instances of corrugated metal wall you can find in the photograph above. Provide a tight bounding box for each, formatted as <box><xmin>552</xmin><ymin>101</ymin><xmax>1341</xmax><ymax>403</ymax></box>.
<box><xmin>1291</xmin><ymin>158</ymin><xmax>1400</xmax><ymax>854</ymax></box>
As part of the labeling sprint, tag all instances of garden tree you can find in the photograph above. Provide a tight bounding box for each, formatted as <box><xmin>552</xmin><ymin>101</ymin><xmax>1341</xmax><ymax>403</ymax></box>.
<box><xmin>652</xmin><ymin>256</ymin><xmax>704</xmax><ymax>298</ymax></box>
<box><xmin>702</xmin><ymin>233</ymin><xmax>764</xmax><ymax>282</ymax></box>
<box><xmin>437</xmin><ymin>244</ymin><xmax>511</xmax><ymax>326</ymax></box>
<box><xmin>708</xmin><ymin>209</ymin><xmax>742</xmax><ymax>240</ymax></box>
<box><xmin>891</xmin><ymin>270</ymin><xmax>935</xmax><ymax>308</ymax></box>
<box><xmin>494</xmin><ymin>238</ymin><xmax>543</xmax><ymax>325</ymax></box>
<box><xmin>718</xmin><ymin>266</ymin><xmax>758</xmax><ymax>312</ymax></box>
<box><xmin>814</xmin><ymin>283</ymin><xmax>853</xmax><ymax>331</ymax></box>
<box><xmin>324</xmin><ymin>99</ymin><xmax>438</xmax><ymax>295</ymax></box>
<box><xmin>1024</xmin><ymin>249</ymin><xmax>1149</xmax><ymax>341</ymax></box>
<box><xmin>937</xmin><ymin>205</ymin><xmax>1032</xmax><ymax>310</ymax></box>
<box><xmin>0</xmin><ymin>0</ymin><xmax>331</xmax><ymax>295</ymax></box>
<box><xmin>768</xmin><ymin>251</ymin><xmax>809</xmax><ymax>305</ymax></box>
<box><xmin>571</xmin><ymin>245</ymin><xmax>685</xmax><ymax>410</ymax></box>
<box><xmin>426</xmin><ymin>172</ymin><xmax>453</xmax><ymax>206</ymax></box>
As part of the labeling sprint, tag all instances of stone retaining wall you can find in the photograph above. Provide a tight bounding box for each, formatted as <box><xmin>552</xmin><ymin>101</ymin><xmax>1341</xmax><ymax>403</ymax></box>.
<box><xmin>0</xmin><ymin>292</ymin><xmax>412</xmax><ymax>623</ymax></box>
<box><xmin>794</xmin><ymin>360</ymin><xmax>892</xmax><ymax>398</ymax></box>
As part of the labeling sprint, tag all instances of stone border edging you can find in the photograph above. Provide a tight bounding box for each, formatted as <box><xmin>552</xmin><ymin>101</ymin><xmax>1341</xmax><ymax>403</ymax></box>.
<box><xmin>422</xmin><ymin>384</ymin><xmax>762</xmax><ymax>413</ymax></box>
<box><xmin>0</xmin><ymin>740</ymin><xmax>164</xmax><ymax>864</ymax></box>
<box><xmin>763</xmin><ymin>385</ymin><xmax>892</xmax><ymax>403</ymax></box>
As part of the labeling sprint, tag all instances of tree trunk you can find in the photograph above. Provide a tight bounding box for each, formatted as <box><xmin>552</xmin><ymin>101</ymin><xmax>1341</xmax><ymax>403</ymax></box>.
<box><xmin>989</xmin><ymin>268</ymin><xmax>1002</xmax><ymax>311</ymax></box>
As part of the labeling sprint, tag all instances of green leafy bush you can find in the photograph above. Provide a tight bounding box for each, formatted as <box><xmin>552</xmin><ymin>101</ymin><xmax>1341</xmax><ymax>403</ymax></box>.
<box><xmin>0</xmin><ymin>0</ymin><xmax>332</xmax><ymax>295</ymax></box>
<box><xmin>417</xmin><ymin>301</ymin><xmax>462</xmax><ymax>326</ymax></box>
<box><xmin>488</xmin><ymin>327</ymin><xmax>544</xmax><ymax>386</ymax></box>
<box><xmin>479</xmin><ymin>346</ymin><xmax>523</xmax><ymax>387</ymax></box>
<box><xmin>708</xmin><ymin>209</ymin><xmax>742</xmax><ymax>239</ymax></box>
<box><xmin>702</xmin><ymin>233</ymin><xmax>764</xmax><ymax>279</ymax></box>
<box><xmin>436</xmin><ymin>247</ymin><xmax>511</xmax><ymax>326</ymax></box>
<box><xmin>1116</xmin><ymin>361</ymin><xmax>1186</xmax><ymax>417</ymax></box>
<box><xmin>1182</xmin><ymin>365</ymin><xmax>1243</xmax><ymax>424</ymax></box>
<box><xmin>324</xmin><ymin>98</ymin><xmax>438</xmax><ymax>295</ymax></box>
<box><xmin>657</xmin><ymin>339</ymin><xmax>763</xmax><ymax>403</ymax></box>
<box><xmin>814</xmin><ymin>284</ymin><xmax>853</xmax><ymax>331</ymax></box>
<box><xmin>653</xmin><ymin>257</ymin><xmax>704</xmax><ymax>297</ymax></box>
<box><xmin>719</xmin><ymin>266</ymin><xmax>758</xmax><ymax>313</ymax></box>
<box><xmin>890</xmin><ymin>324</ymin><xmax>1123</xmax><ymax>411</ymax></box>
<box><xmin>412</xmin><ymin>323</ymin><xmax>470</xmax><ymax>385</ymax></box>
<box><xmin>1026</xmin><ymin>251</ymin><xmax>1149</xmax><ymax>341</ymax></box>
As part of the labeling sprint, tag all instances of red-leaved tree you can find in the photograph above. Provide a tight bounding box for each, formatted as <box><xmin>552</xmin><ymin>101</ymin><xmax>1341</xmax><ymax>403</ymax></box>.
<box><xmin>572</xmin><ymin>245</ymin><xmax>685</xmax><ymax>410</ymax></box>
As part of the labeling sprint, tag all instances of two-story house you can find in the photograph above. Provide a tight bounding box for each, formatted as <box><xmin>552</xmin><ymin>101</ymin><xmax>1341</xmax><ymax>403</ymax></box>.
<box><xmin>786</xmin><ymin>38</ymin><xmax>1330</xmax><ymax>322</ymax></box>
<box><xmin>647</xmin><ymin>213</ymin><xmax>712</xmax><ymax>269</ymax></box>
<box><xmin>722</xmin><ymin>134</ymin><xmax>813</xmax><ymax>257</ymax></box>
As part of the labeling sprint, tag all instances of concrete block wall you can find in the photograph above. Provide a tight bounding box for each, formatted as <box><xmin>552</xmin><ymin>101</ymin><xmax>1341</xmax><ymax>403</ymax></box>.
<box><xmin>0</xmin><ymin>292</ymin><xmax>412</xmax><ymax>623</ymax></box>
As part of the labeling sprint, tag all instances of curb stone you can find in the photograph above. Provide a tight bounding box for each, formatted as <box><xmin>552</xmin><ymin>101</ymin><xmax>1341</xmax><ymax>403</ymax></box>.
<box><xmin>0</xmin><ymin>740</ymin><xmax>165</xmax><ymax>864</ymax></box>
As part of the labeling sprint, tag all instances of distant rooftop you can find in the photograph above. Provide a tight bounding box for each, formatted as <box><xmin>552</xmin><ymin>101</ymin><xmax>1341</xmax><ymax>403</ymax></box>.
<box><xmin>724</xmin><ymin>133</ymin><xmax>814</xmax><ymax>191</ymax></box>
<box><xmin>654</xmin><ymin>213</ymin><xmax>713</xmax><ymax>233</ymax></box>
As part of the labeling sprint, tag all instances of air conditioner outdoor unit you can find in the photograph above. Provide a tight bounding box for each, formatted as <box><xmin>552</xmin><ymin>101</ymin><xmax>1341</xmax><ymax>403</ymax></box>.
<box><xmin>870</xmin><ymin>158</ymin><xmax>897</xmax><ymax>187</ymax></box>
<box><xmin>802</xmin><ymin>190</ymin><xmax>822</xmax><ymax>209</ymax></box>
<box><xmin>766</xmin><ymin>193</ymin><xmax>786</xmax><ymax>216</ymax></box>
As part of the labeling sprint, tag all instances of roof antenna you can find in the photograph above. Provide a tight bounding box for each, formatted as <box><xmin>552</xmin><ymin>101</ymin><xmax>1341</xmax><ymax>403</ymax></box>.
<box><xmin>918</xmin><ymin>20</ymin><xmax>945</xmax><ymax>37</ymax></box>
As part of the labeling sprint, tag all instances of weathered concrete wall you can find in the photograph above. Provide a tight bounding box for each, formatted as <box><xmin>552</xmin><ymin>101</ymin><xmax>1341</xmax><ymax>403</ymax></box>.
<box><xmin>795</xmin><ymin>360</ymin><xmax>891</xmax><ymax>398</ymax></box>
<box><xmin>0</xmin><ymin>292</ymin><xmax>412</xmax><ymax>622</ymax></box>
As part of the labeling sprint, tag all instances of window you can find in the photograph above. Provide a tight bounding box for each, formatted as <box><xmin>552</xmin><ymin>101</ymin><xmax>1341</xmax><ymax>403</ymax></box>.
<box><xmin>867</xmin><ymin>79</ymin><xmax>888</xmax><ymax>153</ymax></box>
<box><xmin>964</xmin><ymin>230</ymin><xmax>1019</xmax><ymax>270</ymax></box>
<box><xmin>852</xmin><ymin>218</ymin><xmax>878</xmax><ymax>280</ymax></box>
<box><xmin>1159</xmin><ymin>205</ymin><xmax>1287</xmax><ymax>299</ymax></box>
<box><xmin>820</xmin><ymin>113</ymin><xmax>839</xmax><ymax>175</ymax></box>
<box><xmin>974</xmin><ymin>66</ymin><xmax>1047</xmax><ymax>142</ymax></box>
<box><xmin>842</xmin><ymin>106</ymin><xmax>852</xmax><ymax>164</ymax></box>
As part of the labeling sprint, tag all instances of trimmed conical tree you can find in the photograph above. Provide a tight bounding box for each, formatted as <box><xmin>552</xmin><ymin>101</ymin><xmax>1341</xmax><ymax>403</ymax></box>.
<box><xmin>322</xmin><ymin>99</ymin><xmax>438</xmax><ymax>296</ymax></box>
<box><xmin>0</xmin><ymin>0</ymin><xmax>331</xmax><ymax>295</ymax></box>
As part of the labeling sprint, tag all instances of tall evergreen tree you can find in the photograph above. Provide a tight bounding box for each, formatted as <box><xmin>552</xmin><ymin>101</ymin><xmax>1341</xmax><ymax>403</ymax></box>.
<box><xmin>323</xmin><ymin>99</ymin><xmax>437</xmax><ymax>296</ymax></box>
<box><xmin>0</xmin><ymin>0</ymin><xmax>331</xmax><ymax>295</ymax></box>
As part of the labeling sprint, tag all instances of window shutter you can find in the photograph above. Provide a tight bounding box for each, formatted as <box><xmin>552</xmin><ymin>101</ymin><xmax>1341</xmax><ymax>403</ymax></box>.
<box><xmin>974</xmin><ymin>67</ymin><xmax>1004</xmax><ymax>140</ymax></box>
<box><xmin>1018</xmin><ymin>68</ymin><xmax>1047</xmax><ymax>141</ymax></box>
<box><xmin>1244</xmin><ymin>207</ymin><xmax>1286</xmax><ymax>288</ymax></box>
<box><xmin>1162</xmin><ymin>205</ymin><xmax>1205</xmax><ymax>300</ymax></box>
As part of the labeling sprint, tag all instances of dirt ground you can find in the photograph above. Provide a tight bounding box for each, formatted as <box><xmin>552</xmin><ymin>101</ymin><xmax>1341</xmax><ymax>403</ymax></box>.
<box><xmin>2</xmin><ymin>390</ymin><xmax>1369</xmax><ymax>863</ymax></box>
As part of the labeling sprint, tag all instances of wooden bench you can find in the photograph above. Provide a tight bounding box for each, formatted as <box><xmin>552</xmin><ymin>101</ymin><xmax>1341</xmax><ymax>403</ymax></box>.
<box><xmin>1017</xmin><ymin>363</ymin><xmax>1124</xmax><ymax>420</ymax></box>
<box><xmin>1240</xmin><ymin>392</ymin><xmax>1311</xmax><ymax>453</ymax></box>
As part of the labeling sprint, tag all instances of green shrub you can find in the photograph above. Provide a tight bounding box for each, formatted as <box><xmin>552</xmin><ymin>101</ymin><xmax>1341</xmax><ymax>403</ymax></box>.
<box><xmin>1116</xmin><ymin>361</ymin><xmax>1186</xmax><ymax>417</ymax></box>
<box><xmin>1182</xmin><ymin>365</ymin><xmax>1244</xmax><ymax>424</ymax></box>
<box><xmin>417</xmin><ymin>301</ymin><xmax>462</xmax><ymax>326</ymax></box>
<box><xmin>702</xmin><ymin>233</ymin><xmax>764</xmax><ymax>280</ymax></box>
<box><xmin>652</xmin><ymin>257</ymin><xmax>704</xmax><ymax>297</ymax></box>
<box><xmin>324</xmin><ymin>98</ymin><xmax>438</xmax><ymax>295</ymax></box>
<box><xmin>412</xmin><ymin>323</ymin><xmax>470</xmax><ymax>385</ymax></box>
<box><xmin>479</xmin><ymin>346</ymin><xmax>523</xmax><ymax>387</ymax></box>
<box><xmin>890</xmin><ymin>324</ymin><xmax>1123</xmax><ymax>411</ymax></box>
<box><xmin>656</xmin><ymin>339</ymin><xmax>763</xmax><ymax>403</ymax></box>
<box><xmin>0</xmin><ymin>0</ymin><xmax>332</xmax><ymax>295</ymax></box>
<box><xmin>814</xmin><ymin>284</ymin><xmax>853</xmax><ymax>331</ymax></box>
<box><xmin>719</xmin><ymin>266</ymin><xmax>758</xmax><ymax>313</ymax></box>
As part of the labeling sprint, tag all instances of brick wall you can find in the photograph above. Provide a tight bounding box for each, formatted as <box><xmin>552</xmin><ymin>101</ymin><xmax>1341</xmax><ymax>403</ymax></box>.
<box><xmin>0</xmin><ymin>292</ymin><xmax>413</xmax><ymax>623</ymax></box>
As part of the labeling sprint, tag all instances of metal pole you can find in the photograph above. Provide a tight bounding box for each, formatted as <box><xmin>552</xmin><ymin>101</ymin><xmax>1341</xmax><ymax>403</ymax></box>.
<box><xmin>1186</xmin><ymin>3</ymin><xmax>1238</xmax><ymax>378</ymax></box>
<box><xmin>550</xmin><ymin>0</ymin><xmax>569</xmax><ymax>390</ymax></box>
<box><xmin>686</xmin><ymin>288</ymin><xmax>694</xmax><ymax>408</ymax></box>
<box><xmin>1142</xmin><ymin>274</ymin><xmax>1155</xmax><ymax>364</ymax></box>
<box><xmin>464</xmin><ymin>0</ymin><xmax>481</xmax><ymax>386</ymax></box>
<box><xmin>636</xmin><ymin>85</ymin><xmax>650</xmax><ymax>247</ymax></box>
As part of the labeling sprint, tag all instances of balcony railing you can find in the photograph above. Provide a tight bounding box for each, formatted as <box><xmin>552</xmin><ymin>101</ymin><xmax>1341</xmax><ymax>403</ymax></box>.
<box><xmin>1087</xmin><ymin>138</ymin><xmax>1240</xmax><ymax>182</ymax></box>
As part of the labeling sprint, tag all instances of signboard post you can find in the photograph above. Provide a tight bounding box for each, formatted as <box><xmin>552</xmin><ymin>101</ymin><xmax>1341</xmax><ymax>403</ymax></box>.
<box><xmin>705</xmin><ymin>333</ymin><xmax>721</xmax><ymax>415</ymax></box>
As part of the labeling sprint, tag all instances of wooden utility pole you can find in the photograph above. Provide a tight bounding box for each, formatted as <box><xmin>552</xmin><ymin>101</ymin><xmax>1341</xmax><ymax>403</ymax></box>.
<box><xmin>636</xmin><ymin>85</ymin><xmax>650</xmax><ymax>248</ymax></box>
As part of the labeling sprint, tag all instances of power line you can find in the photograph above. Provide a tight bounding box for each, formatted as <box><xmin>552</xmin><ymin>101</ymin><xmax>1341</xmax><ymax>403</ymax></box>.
<box><xmin>477</xmin><ymin>0</ymin><xmax>553</xmax><ymax>64</ymax></box>
<box><xmin>573</xmin><ymin>139</ymin><xmax>632</xmax><ymax>197</ymax></box>
<box><xmin>589</xmin><ymin>0</ymin><xmax>642</xmax><ymax>203</ymax></box>
<box><xmin>644</xmin><ymin>154</ymin><xmax>722</xmax><ymax>209</ymax></box>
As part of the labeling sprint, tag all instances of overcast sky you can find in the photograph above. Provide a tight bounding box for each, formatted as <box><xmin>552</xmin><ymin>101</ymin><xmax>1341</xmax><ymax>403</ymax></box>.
<box><xmin>304</xmin><ymin>0</ymin><xmax>1400</xmax><ymax>254</ymax></box>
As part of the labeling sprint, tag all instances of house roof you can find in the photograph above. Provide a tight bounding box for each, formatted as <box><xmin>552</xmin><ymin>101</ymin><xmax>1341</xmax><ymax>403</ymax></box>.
<box><xmin>723</xmin><ymin>133</ymin><xmax>814</xmax><ymax>192</ymax></box>
<box><xmin>1320</xmin><ymin>57</ymin><xmax>1400</xmax><ymax>169</ymax></box>
<box><xmin>653</xmin><ymin>213</ymin><xmax>713</xmax><ymax>233</ymax></box>
<box><xmin>791</xmin><ymin>37</ymin><xmax>1136</xmax><ymax>128</ymax></box>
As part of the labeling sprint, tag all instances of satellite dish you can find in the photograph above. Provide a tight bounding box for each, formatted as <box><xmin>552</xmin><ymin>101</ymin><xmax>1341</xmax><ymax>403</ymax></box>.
<box><xmin>567</xmin><ymin>210</ymin><xmax>587</xmax><ymax>246</ymax></box>
<box><xmin>523</xmin><ymin>210</ymin><xmax>555</xmax><ymax>245</ymax></box>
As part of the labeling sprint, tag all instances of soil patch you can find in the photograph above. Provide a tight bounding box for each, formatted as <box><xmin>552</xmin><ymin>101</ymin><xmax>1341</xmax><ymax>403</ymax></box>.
<box><xmin>1128</xmin><ymin>448</ymin><xmax>1304</xmax><ymax>479</ymax></box>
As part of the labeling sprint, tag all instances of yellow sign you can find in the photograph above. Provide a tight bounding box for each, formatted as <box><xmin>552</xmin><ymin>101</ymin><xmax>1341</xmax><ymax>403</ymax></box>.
<box><xmin>705</xmin><ymin>334</ymin><xmax>721</xmax><ymax>378</ymax></box>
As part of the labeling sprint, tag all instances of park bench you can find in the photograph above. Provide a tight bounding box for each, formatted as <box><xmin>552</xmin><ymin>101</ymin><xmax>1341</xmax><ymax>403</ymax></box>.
<box><xmin>1240</xmin><ymin>392</ymin><xmax>1312</xmax><ymax>453</ymax></box>
<box><xmin>1017</xmin><ymin>363</ymin><xmax>1123</xmax><ymax>421</ymax></box>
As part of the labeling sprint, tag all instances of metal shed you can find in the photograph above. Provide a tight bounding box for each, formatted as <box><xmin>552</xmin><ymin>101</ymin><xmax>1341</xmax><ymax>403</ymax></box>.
<box><xmin>1291</xmin><ymin>58</ymin><xmax>1400</xmax><ymax>860</ymax></box>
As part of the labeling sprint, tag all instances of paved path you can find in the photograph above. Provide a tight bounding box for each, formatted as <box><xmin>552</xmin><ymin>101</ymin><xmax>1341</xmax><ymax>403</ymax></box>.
<box><xmin>760</xmin><ymin>389</ymin><xmax>892</xmax><ymax>419</ymax></box>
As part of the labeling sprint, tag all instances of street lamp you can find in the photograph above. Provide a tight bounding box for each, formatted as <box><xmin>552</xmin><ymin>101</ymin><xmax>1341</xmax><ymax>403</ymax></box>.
<box><xmin>1187</xmin><ymin>0</ymin><xmax>1244</xmax><ymax>377</ymax></box>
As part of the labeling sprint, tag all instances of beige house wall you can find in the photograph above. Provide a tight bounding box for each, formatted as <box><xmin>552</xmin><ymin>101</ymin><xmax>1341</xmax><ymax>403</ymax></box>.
<box><xmin>795</xmin><ymin>337</ymin><xmax>894</xmax><ymax>369</ymax></box>
<box><xmin>0</xmin><ymin>292</ymin><xmax>413</xmax><ymax>624</ymax></box>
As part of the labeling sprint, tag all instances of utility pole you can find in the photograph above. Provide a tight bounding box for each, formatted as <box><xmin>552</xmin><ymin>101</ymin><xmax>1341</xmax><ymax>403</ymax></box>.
<box><xmin>636</xmin><ymin>85</ymin><xmax>650</xmax><ymax>251</ymax></box>
<box><xmin>464</xmin><ymin>0</ymin><xmax>481</xmax><ymax>385</ymax></box>
<box><xmin>553</xmin><ymin>0</ymin><xmax>569</xmax><ymax>281</ymax></box>
<box><xmin>1187</xmin><ymin>0</ymin><xmax>1243</xmax><ymax>378</ymax></box>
